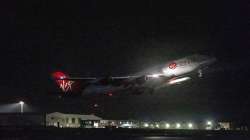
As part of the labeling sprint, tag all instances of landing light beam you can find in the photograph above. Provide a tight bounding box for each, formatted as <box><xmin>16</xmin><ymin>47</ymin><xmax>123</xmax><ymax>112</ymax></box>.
<box><xmin>168</xmin><ymin>77</ymin><xmax>191</xmax><ymax>85</ymax></box>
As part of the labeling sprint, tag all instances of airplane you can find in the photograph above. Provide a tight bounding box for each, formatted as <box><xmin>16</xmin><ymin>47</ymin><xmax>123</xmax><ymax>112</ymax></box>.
<box><xmin>51</xmin><ymin>54</ymin><xmax>216</xmax><ymax>96</ymax></box>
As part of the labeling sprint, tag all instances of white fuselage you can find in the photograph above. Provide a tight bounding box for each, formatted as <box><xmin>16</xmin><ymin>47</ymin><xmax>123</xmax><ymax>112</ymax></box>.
<box><xmin>162</xmin><ymin>58</ymin><xmax>200</xmax><ymax>77</ymax></box>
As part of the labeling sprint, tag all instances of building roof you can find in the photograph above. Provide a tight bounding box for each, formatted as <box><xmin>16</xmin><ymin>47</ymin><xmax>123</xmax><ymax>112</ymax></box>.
<box><xmin>47</xmin><ymin>112</ymin><xmax>103</xmax><ymax>120</ymax></box>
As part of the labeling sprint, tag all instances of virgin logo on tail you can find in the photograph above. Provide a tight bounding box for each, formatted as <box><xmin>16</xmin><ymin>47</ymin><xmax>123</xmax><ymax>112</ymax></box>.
<box><xmin>52</xmin><ymin>71</ymin><xmax>75</xmax><ymax>92</ymax></box>
<box><xmin>59</xmin><ymin>80</ymin><xmax>74</xmax><ymax>92</ymax></box>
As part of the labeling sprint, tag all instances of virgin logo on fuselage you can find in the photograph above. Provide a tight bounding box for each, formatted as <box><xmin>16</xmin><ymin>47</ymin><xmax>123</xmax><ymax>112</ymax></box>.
<box><xmin>169</xmin><ymin>62</ymin><xmax>177</xmax><ymax>69</ymax></box>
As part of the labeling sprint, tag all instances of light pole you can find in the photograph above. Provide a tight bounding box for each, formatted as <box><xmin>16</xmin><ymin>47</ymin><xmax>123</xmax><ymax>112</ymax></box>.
<box><xmin>19</xmin><ymin>101</ymin><xmax>24</xmax><ymax>113</ymax></box>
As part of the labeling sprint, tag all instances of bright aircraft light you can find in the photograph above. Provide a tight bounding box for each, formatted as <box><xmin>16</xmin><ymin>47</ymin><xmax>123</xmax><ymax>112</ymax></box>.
<box><xmin>152</xmin><ymin>74</ymin><xmax>160</xmax><ymax>78</ymax></box>
<box><xmin>168</xmin><ymin>77</ymin><xmax>191</xmax><ymax>85</ymax></box>
<box><xmin>148</xmin><ymin>73</ymin><xmax>162</xmax><ymax>78</ymax></box>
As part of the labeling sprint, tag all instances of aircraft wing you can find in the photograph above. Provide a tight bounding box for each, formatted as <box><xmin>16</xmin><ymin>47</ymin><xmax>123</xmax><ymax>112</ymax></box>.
<box><xmin>52</xmin><ymin>71</ymin><xmax>146</xmax><ymax>93</ymax></box>
<box><xmin>51</xmin><ymin>55</ymin><xmax>216</xmax><ymax>95</ymax></box>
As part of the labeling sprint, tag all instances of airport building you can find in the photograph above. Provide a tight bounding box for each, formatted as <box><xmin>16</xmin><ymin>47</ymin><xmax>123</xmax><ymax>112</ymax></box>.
<box><xmin>46</xmin><ymin>112</ymin><xmax>102</xmax><ymax>128</ymax></box>
<box><xmin>0</xmin><ymin>112</ymin><xmax>241</xmax><ymax>130</ymax></box>
<box><xmin>35</xmin><ymin>112</ymin><xmax>247</xmax><ymax>130</ymax></box>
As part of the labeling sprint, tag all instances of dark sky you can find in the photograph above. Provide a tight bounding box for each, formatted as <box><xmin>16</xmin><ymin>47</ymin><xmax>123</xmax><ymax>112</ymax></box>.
<box><xmin>0</xmin><ymin>1</ymin><xmax>250</xmax><ymax>122</ymax></box>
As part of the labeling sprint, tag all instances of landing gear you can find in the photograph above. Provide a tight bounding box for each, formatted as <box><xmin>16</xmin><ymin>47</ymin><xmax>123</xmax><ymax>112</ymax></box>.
<box><xmin>198</xmin><ymin>69</ymin><xmax>202</xmax><ymax>78</ymax></box>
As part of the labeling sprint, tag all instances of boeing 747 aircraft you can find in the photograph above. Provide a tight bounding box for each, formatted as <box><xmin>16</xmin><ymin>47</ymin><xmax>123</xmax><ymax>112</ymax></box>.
<box><xmin>52</xmin><ymin>55</ymin><xmax>216</xmax><ymax>96</ymax></box>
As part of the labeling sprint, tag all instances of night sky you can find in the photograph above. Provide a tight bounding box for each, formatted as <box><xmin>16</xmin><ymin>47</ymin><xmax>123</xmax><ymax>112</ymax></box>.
<box><xmin>0</xmin><ymin>1</ymin><xmax>250</xmax><ymax>122</ymax></box>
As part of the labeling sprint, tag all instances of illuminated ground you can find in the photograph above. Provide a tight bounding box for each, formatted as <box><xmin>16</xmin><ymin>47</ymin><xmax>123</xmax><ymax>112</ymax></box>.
<box><xmin>1</xmin><ymin>127</ymin><xmax>249</xmax><ymax>140</ymax></box>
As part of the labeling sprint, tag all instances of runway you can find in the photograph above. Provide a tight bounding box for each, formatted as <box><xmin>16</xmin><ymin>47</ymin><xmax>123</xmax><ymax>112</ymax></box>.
<box><xmin>0</xmin><ymin>127</ymin><xmax>249</xmax><ymax>140</ymax></box>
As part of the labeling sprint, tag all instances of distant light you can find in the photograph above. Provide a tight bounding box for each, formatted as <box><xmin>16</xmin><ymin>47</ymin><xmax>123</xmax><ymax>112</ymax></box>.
<box><xmin>207</xmin><ymin>121</ymin><xmax>212</xmax><ymax>125</ymax></box>
<box><xmin>108</xmin><ymin>92</ymin><xmax>113</xmax><ymax>96</ymax></box>
<box><xmin>176</xmin><ymin>123</ymin><xmax>181</xmax><ymax>129</ymax></box>
<box><xmin>156</xmin><ymin>124</ymin><xmax>159</xmax><ymax>128</ymax></box>
<box><xmin>144</xmin><ymin>123</ymin><xmax>149</xmax><ymax>127</ymax></box>
<box><xmin>19</xmin><ymin>101</ymin><xmax>24</xmax><ymax>105</ymax></box>
<box><xmin>165</xmin><ymin>123</ymin><xmax>170</xmax><ymax>128</ymax></box>
<box><xmin>188</xmin><ymin>123</ymin><xmax>193</xmax><ymax>128</ymax></box>
<box><xmin>120</xmin><ymin>123</ymin><xmax>133</xmax><ymax>128</ymax></box>
<box><xmin>93</xmin><ymin>122</ymin><xmax>99</xmax><ymax>128</ymax></box>
<box><xmin>206</xmin><ymin>121</ymin><xmax>213</xmax><ymax>130</ymax></box>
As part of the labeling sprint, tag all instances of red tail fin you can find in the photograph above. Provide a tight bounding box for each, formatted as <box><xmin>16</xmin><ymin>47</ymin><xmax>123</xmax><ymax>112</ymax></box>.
<box><xmin>52</xmin><ymin>71</ymin><xmax>74</xmax><ymax>92</ymax></box>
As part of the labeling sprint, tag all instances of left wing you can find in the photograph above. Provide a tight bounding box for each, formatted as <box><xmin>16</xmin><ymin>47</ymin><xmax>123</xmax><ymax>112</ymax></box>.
<box><xmin>52</xmin><ymin>71</ymin><xmax>146</xmax><ymax>93</ymax></box>
<box><xmin>52</xmin><ymin>71</ymin><xmax>192</xmax><ymax>95</ymax></box>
